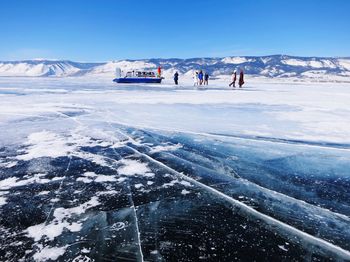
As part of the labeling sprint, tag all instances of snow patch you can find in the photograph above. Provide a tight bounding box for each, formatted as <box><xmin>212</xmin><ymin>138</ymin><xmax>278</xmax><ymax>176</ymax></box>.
<box><xmin>149</xmin><ymin>143</ymin><xmax>182</xmax><ymax>153</ymax></box>
<box><xmin>38</xmin><ymin>191</ymin><xmax>50</xmax><ymax>196</ymax></box>
<box><xmin>17</xmin><ymin>131</ymin><xmax>74</xmax><ymax>160</ymax></box>
<box><xmin>27</xmin><ymin>196</ymin><xmax>100</xmax><ymax>241</ymax></box>
<box><xmin>117</xmin><ymin>159</ymin><xmax>151</xmax><ymax>176</ymax></box>
<box><xmin>181</xmin><ymin>189</ymin><xmax>191</xmax><ymax>195</ymax></box>
<box><xmin>134</xmin><ymin>183</ymin><xmax>143</xmax><ymax>189</ymax></box>
<box><xmin>0</xmin><ymin>161</ymin><xmax>18</xmax><ymax>168</ymax></box>
<box><xmin>0</xmin><ymin>196</ymin><xmax>7</xmax><ymax>206</ymax></box>
<box><xmin>94</xmin><ymin>174</ymin><xmax>117</xmax><ymax>183</ymax></box>
<box><xmin>0</xmin><ymin>173</ymin><xmax>59</xmax><ymax>190</ymax></box>
<box><xmin>72</xmin><ymin>255</ymin><xmax>93</xmax><ymax>262</ymax></box>
<box><xmin>77</xmin><ymin>177</ymin><xmax>93</xmax><ymax>183</ymax></box>
<box><xmin>77</xmin><ymin>172</ymin><xmax>117</xmax><ymax>183</ymax></box>
<box><xmin>33</xmin><ymin>245</ymin><xmax>67</xmax><ymax>261</ymax></box>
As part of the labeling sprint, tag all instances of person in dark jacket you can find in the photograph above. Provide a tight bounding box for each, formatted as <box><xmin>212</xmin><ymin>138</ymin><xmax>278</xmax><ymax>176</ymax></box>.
<box><xmin>174</xmin><ymin>71</ymin><xmax>179</xmax><ymax>85</ymax></box>
<box><xmin>229</xmin><ymin>70</ymin><xmax>237</xmax><ymax>87</ymax></box>
<box><xmin>239</xmin><ymin>69</ymin><xmax>244</xmax><ymax>88</ymax></box>
<box><xmin>204</xmin><ymin>72</ymin><xmax>209</xmax><ymax>85</ymax></box>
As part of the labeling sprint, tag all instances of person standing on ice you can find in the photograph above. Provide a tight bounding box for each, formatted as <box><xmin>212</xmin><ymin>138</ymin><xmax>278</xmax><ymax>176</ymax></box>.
<box><xmin>198</xmin><ymin>70</ymin><xmax>204</xmax><ymax>85</ymax></box>
<box><xmin>204</xmin><ymin>72</ymin><xmax>209</xmax><ymax>85</ymax></box>
<box><xmin>239</xmin><ymin>69</ymin><xmax>244</xmax><ymax>88</ymax></box>
<box><xmin>229</xmin><ymin>70</ymin><xmax>237</xmax><ymax>87</ymax></box>
<box><xmin>193</xmin><ymin>71</ymin><xmax>199</xmax><ymax>86</ymax></box>
<box><xmin>157</xmin><ymin>66</ymin><xmax>162</xmax><ymax>77</ymax></box>
<box><xmin>174</xmin><ymin>71</ymin><xmax>179</xmax><ymax>85</ymax></box>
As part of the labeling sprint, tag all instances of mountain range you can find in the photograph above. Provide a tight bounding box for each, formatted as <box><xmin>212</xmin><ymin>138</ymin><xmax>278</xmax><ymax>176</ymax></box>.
<box><xmin>1</xmin><ymin>55</ymin><xmax>350</xmax><ymax>81</ymax></box>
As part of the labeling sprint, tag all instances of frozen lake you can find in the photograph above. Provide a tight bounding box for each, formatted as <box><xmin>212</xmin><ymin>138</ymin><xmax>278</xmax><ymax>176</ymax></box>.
<box><xmin>0</xmin><ymin>77</ymin><xmax>350</xmax><ymax>261</ymax></box>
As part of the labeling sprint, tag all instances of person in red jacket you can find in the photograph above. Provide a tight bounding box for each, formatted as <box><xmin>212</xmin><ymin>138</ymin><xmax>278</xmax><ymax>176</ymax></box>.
<box><xmin>157</xmin><ymin>66</ymin><xmax>162</xmax><ymax>77</ymax></box>
<box><xmin>239</xmin><ymin>69</ymin><xmax>244</xmax><ymax>88</ymax></box>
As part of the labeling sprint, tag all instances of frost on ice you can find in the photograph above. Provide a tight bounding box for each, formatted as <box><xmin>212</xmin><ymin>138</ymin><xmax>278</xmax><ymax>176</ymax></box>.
<box><xmin>0</xmin><ymin>78</ymin><xmax>350</xmax><ymax>261</ymax></box>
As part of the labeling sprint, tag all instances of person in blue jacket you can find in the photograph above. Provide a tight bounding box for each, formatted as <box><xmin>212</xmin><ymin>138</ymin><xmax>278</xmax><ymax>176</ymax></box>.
<box><xmin>198</xmin><ymin>70</ymin><xmax>204</xmax><ymax>85</ymax></box>
<box><xmin>174</xmin><ymin>71</ymin><xmax>179</xmax><ymax>85</ymax></box>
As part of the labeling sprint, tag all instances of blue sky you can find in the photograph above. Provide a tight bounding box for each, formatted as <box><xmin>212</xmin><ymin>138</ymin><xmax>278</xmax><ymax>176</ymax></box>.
<box><xmin>1</xmin><ymin>0</ymin><xmax>349</xmax><ymax>61</ymax></box>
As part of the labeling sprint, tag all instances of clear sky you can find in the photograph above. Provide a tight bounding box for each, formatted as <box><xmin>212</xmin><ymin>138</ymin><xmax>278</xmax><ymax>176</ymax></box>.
<box><xmin>1</xmin><ymin>0</ymin><xmax>349</xmax><ymax>61</ymax></box>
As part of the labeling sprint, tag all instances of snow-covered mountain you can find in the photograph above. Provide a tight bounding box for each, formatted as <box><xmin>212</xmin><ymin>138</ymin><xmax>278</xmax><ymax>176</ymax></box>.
<box><xmin>0</xmin><ymin>60</ymin><xmax>102</xmax><ymax>77</ymax></box>
<box><xmin>1</xmin><ymin>55</ymin><xmax>350</xmax><ymax>81</ymax></box>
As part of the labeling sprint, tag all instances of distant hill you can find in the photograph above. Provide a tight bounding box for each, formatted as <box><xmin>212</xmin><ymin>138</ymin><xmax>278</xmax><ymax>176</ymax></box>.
<box><xmin>1</xmin><ymin>55</ymin><xmax>350</xmax><ymax>81</ymax></box>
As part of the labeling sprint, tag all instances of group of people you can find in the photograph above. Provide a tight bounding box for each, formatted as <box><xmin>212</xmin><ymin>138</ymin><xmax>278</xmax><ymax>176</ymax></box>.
<box><xmin>193</xmin><ymin>70</ymin><xmax>209</xmax><ymax>86</ymax></box>
<box><xmin>229</xmin><ymin>69</ymin><xmax>244</xmax><ymax>88</ymax></box>
<box><xmin>172</xmin><ymin>68</ymin><xmax>244</xmax><ymax>88</ymax></box>
<box><xmin>173</xmin><ymin>70</ymin><xmax>210</xmax><ymax>86</ymax></box>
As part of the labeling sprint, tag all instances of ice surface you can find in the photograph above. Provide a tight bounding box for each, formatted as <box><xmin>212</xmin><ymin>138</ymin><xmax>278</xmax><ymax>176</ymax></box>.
<box><xmin>0</xmin><ymin>77</ymin><xmax>350</xmax><ymax>261</ymax></box>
